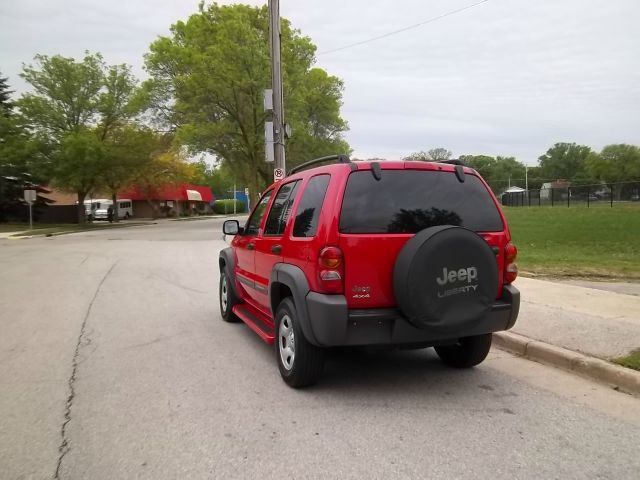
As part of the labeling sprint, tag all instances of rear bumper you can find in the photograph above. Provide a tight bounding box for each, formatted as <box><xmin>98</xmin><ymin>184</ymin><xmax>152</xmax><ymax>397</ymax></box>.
<box><xmin>306</xmin><ymin>285</ymin><xmax>520</xmax><ymax>347</ymax></box>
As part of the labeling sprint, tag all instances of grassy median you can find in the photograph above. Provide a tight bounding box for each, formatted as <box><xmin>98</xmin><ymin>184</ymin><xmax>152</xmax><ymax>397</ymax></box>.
<box><xmin>1</xmin><ymin>222</ymin><xmax>151</xmax><ymax>237</ymax></box>
<box><xmin>503</xmin><ymin>204</ymin><xmax>640</xmax><ymax>279</ymax></box>
<box><xmin>613</xmin><ymin>350</ymin><xmax>640</xmax><ymax>371</ymax></box>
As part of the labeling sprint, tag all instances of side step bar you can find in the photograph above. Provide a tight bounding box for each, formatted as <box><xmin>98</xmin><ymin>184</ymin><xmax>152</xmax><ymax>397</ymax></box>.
<box><xmin>232</xmin><ymin>304</ymin><xmax>275</xmax><ymax>344</ymax></box>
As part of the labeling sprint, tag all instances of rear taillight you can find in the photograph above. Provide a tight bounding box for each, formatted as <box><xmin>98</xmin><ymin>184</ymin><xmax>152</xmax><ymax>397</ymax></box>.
<box><xmin>504</xmin><ymin>242</ymin><xmax>518</xmax><ymax>284</ymax></box>
<box><xmin>318</xmin><ymin>246</ymin><xmax>344</xmax><ymax>293</ymax></box>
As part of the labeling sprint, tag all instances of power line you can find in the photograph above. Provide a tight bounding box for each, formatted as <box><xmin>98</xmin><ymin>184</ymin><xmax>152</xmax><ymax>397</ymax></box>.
<box><xmin>318</xmin><ymin>0</ymin><xmax>490</xmax><ymax>56</ymax></box>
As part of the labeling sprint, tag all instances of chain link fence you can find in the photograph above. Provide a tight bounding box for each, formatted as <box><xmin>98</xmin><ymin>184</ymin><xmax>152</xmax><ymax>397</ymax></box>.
<box><xmin>501</xmin><ymin>181</ymin><xmax>640</xmax><ymax>207</ymax></box>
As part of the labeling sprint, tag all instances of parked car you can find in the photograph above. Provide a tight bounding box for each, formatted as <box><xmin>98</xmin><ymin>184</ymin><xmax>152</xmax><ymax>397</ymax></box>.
<box><xmin>219</xmin><ymin>155</ymin><xmax>520</xmax><ymax>387</ymax></box>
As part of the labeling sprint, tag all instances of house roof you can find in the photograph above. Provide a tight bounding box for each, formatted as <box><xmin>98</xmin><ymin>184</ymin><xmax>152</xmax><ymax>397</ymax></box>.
<box><xmin>40</xmin><ymin>188</ymin><xmax>78</xmax><ymax>206</ymax></box>
<box><xmin>119</xmin><ymin>184</ymin><xmax>214</xmax><ymax>202</ymax></box>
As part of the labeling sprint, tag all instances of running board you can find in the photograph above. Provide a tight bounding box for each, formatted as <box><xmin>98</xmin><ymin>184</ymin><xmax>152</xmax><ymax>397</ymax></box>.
<box><xmin>233</xmin><ymin>304</ymin><xmax>275</xmax><ymax>344</ymax></box>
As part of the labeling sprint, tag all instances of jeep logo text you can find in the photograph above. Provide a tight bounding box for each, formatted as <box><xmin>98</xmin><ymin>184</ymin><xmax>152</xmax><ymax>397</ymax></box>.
<box><xmin>436</xmin><ymin>266</ymin><xmax>478</xmax><ymax>286</ymax></box>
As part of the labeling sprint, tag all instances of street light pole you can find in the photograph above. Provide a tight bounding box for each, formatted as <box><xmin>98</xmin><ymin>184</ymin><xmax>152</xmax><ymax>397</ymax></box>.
<box><xmin>268</xmin><ymin>0</ymin><xmax>285</xmax><ymax>176</ymax></box>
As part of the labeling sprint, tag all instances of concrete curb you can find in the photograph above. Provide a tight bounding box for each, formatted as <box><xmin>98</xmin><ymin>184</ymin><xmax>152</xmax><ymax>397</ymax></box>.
<box><xmin>6</xmin><ymin>222</ymin><xmax>157</xmax><ymax>239</ymax></box>
<box><xmin>493</xmin><ymin>331</ymin><xmax>640</xmax><ymax>396</ymax></box>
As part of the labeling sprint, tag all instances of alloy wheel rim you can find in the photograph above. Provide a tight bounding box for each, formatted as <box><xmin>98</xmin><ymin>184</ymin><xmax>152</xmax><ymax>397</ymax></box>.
<box><xmin>279</xmin><ymin>314</ymin><xmax>295</xmax><ymax>371</ymax></box>
<box><xmin>221</xmin><ymin>276</ymin><xmax>228</xmax><ymax>312</ymax></box>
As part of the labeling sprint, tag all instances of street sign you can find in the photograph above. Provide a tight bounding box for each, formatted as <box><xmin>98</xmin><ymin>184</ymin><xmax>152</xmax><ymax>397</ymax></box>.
<box><xmin>274</xmin><ymin>168</ymin><xmax>285</xmax><ymax>182</ymax></box>
<box><xmin>23</xmin><ymin>190</ymin><xmax>36</xmax><ymax>230</ymax></box>
<box><xmin>24</xmin><ymin>189</ymin><xmax>37</xmax><ymax>204</ymax></box>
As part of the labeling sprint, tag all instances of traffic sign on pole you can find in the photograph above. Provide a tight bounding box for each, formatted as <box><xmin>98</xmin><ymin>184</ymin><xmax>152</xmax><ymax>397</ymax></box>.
<box><xmin>23</xmin><ymin>189</ymin><xmax>36</xmax><ymax>230</ymax></box>
<box><xmin>274</xmin><ymin>168</ymin><xmax>285</xmax><ymax>182</ymax></box>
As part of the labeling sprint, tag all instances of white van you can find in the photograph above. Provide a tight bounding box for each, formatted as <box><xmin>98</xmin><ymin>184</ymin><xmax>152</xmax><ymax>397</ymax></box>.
<box><xmin>88</xmin><ymin>199</ymin><xmax>134</xmax><ymax>221</ymax></box>
<box><xmin>84</xmin><ymin>199</ymin><xmax>110</xmax><ymax>221</ymax></box>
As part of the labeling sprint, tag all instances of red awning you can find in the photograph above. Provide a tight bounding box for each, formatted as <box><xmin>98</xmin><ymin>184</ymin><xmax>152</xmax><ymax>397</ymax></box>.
<box><xmin>119</xmin><ymin>184</ymin><xmax>214</xmax><ymax>203</ymax></box>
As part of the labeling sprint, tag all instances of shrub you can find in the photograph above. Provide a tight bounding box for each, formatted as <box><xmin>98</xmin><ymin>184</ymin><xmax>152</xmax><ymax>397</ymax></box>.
<box><xmin>213</xmin><ymin>199</ymin><xmax>246</xmax><ymax>214</ymax></box>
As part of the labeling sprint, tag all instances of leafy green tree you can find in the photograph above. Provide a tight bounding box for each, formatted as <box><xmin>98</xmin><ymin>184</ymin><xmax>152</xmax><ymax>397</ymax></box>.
<box><xmin>19</xmin><ymin>53</ymin><xmax>105</xmax><ymax>136</ymax></box>
<box><xmin>52</xmin><ymin>129</ymin><xmax>106</xmax><ymax>218</ymax></box>
<box><xmin>132</xmin><ymin>138</ymin><xmax>194</xmax><ymax>218</ymax></box>
<box><xmin>98</xmin><ymin>127</ymin><xmax>158</xmax><ymax>219</ymax></box>
<box><xmin>0</xmin><ymin>75</ymin><xmax>47</xmax><ymax>221</ymax></box>
<box><xmin>403</xmin><ymin>151</ymin><xmax>430</xmax><ymax>161</ymax></box>
<box><xmin>18</xmin><ymin>53</ymin><xmax>142</xmax><ymax>221</ymax></box>
<box><xmin>428</xmin><ymin>148</ymin><xmax>452</xmax><ymax>161</ymax></box>
<box><xmin>403</xmin><ymin>148</ymin><xmax>452</xmax><ymax>162</ymax></box>
<box><xmin>0</xmin><ymin>74</ymin><xmax>14</xmax><ymax>114</ymax></box>
<box><xmin>586</xmin><ymin>144</ymin><xmax>640</xmax><ymax>183</ymax></box>
<box><xmin>460</xmin><ymin>154</ymin><xmax>527</xmax><ymax>194</ymax></box>
<box><xmin>459</xmin><ymin>154</ymin><xmax>495</xmax><ymax>179</ymax></box>
<box><xmin>144</xmin><ymin>3</ymin><xmax>350</xmax><ymax>200</ymax></box>
<box><xmin>285</xmin><ymin>68</ymin><xmax>350</xmax><ymax>164</ymax></box>
<box><xmin>538</xmin><ymin>143</ymin><xmax>592</xmax><ymax>182</ymax></box>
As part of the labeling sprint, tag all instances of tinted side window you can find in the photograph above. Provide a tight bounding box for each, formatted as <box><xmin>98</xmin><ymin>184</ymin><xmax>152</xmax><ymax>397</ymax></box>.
<box><xmin>245</xmin><ymin>190</ymin><xmax>273</xmax><ymax>235</ymax></box>
<box><xmin>293</xmin><ymin>175</ymin><xmax>330</xmax><ymax>237</ymax></box>
<box><xmin>339</xmin><ymin>171</ymin><xmax>503</xmax><ymax>233</ymax></box>
<box><xmin>264</xmin><ymin>181</ymin><xmax>300</xmax><ymax>236</ymax></box>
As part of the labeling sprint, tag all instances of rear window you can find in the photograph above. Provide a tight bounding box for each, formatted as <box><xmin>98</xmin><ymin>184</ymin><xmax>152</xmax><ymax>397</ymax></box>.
<box><xmin>339</xmin><ymin>170</ymin><xmax>503</xmax><ymax>233</ymax></box>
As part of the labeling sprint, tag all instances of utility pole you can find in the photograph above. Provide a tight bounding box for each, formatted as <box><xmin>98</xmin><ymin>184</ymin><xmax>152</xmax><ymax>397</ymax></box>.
<box><xmin>268</xmin><ymin>0</ymin><xmax>286</xmax><ymax>179</ymax></box>
<box><xmin>525</xmin><ymin>165</ymin><xmax>529</xmax><ymax>191</ymax></box>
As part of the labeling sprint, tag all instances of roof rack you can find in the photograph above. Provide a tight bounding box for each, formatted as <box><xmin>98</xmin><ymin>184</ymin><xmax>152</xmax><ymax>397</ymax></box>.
<box><xmin>288</xmin><ymin>154</ymin><xmax>351</xmax><ymax>175</ymax></box>
<box><xmin>436</xmin><ymin>159</ymin><xmax>466</xmax><ymax>166</ymax></box>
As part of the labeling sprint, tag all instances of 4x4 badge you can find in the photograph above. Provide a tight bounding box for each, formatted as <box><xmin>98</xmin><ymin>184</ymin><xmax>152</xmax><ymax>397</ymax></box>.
<box><xmin>352</xmin><ymin>285</ymin><xmax>371</xmax><ymax>299</ymax></box>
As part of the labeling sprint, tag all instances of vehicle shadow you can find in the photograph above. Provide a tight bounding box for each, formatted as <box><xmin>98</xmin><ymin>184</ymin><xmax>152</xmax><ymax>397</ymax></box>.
<box><xmin>224</xmin><ymin>320</ymin><xmax>498</xmax><ymax>399</ymax></box>
<box><xmin>319</xmin><ymin>347</ymin><xmax>485</xmax><ymax>392</ymax></box>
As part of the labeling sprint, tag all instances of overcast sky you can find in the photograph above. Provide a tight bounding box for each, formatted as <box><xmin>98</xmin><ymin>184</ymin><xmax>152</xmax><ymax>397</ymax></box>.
<box><xmin>1</xmin><ymin>0</ymin><xmax>639</xmax><ymax>164</ymax></box>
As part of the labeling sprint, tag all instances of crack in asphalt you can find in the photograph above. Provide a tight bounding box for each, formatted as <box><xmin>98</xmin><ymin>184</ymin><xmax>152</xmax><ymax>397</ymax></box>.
<box><xmin>54</xmin><ymin>261</ymin><xmax>118</xmax><ymax>480</ymax></box>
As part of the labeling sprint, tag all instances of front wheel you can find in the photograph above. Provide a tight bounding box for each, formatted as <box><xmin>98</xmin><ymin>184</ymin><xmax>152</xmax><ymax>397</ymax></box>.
<box><xmin>219</xmin><ymin>272</ymin><xmax>240</xmax><ymax>322</ymax></box>
<box><xmin>434</xmin><ymin>334</ymin><xmax>492</xmax><ymax>368</ymax></box>
<box><xmin>275</xmin><ymin>298</ymin><xmax>324</xmax><ymax>388</ymax></box>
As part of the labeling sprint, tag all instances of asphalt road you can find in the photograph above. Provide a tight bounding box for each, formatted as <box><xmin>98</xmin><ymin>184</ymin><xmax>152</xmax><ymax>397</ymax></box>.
<box><xmin>1</xmin><ymin>218</ymin><xmax>639</xmax><ymax>480</ymax></box>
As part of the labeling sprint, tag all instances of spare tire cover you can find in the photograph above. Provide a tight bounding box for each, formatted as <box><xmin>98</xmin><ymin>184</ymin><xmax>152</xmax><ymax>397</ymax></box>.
<box><xmin>393</xmin><ymin>225</ymin><xmax>498</xmax><ymax>332</ymax></box>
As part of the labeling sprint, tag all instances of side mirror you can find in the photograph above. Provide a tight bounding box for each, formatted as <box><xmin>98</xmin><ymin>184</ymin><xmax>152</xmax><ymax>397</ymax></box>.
<box><xmin>223</xmin><ymin>220</ymin><xmax>242</xmax><ymax>235</ymax></box>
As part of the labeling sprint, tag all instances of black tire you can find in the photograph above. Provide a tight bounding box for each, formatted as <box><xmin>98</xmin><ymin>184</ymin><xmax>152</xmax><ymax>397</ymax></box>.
<box><xmin>275</xmin><ymin>298</ymin><xmax>324</xmax><ymax>388</ymax></box>
<box><xmin>434</xmin><ymin>334</ymin><xmax>492</xmax><ymax>368</ymax></box>
<box><xmin>219</xmin><ymin>271</ymin><xmax>240</xmax><ymax>322</ymax></box>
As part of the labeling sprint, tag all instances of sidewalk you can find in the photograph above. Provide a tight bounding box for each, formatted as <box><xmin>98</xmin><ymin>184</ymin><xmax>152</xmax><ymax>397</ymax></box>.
<box><xmin>0</xmin><ymin>230</ymin><xmax>25</xmax><ymax>239</ymax></box>
<box><xmin>511</xmin><ymin>277</ymin><xmax>640</xmax><ymax>360</ymax></box>
<box><xmin>494</xmin><ymin>276</ymin><xmax>640</xmax><ymax>394</ymax></box>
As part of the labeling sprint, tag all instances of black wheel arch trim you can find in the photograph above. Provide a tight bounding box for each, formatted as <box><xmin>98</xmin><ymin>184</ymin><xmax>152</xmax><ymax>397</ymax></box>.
<box><xmin>502</xmin><ymin>284</ymin><xmax>520</xmax><ymax>330</ymax></box>
<box><xmin>270</xmin><ymin>263</ymin><xmax>320</xmax><ymax>346</ymax></box>
<box><xmin>219</xmin><ymin>248</ymin><xmax>240</xmax><ymax>299</ymax></box>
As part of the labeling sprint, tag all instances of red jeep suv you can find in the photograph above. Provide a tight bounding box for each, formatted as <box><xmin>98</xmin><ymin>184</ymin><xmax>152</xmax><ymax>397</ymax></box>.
<box><xmin>220</xmin><ymin>155</ymin><xmax>520</xmax><ymax>387</ymax></box>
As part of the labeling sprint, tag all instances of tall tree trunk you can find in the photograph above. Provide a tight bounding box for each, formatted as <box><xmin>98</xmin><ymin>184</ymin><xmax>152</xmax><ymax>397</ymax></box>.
<box><xmin>77</xmin><ymin>191</ymin><xmax>87</xmax><ymax>224</ymax></box>
<box><xmin>111</xmin><ymin>191</ymin><xmax>119</xmax><ymax>222</ymax></box>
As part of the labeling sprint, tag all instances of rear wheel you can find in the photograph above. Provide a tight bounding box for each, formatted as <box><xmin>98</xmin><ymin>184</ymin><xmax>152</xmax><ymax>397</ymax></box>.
<box><xmin>275</xmin><ymin>298</ymin><xmax>324</xmax><ymax>388</ymax></box>
<box><xmin>219</xmin><ymin>271</ymin><xmax>240</xmax><ymax>322</ymax></box>
<box><xmin>434</xmin><ymin>334</ymin><xmax>492</xmax><ymax>368</ymax></box>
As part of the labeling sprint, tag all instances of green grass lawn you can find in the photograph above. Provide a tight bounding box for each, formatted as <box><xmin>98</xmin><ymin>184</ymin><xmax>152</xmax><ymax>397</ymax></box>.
<box><xmin>613</xmin><ymin>350</ymin><xmax>640</xmax><ymax>371</ymax></box>
<box><xmin>503</xmin><ymin>204</ymin><xmax>640</xmax><ymax>279</ymax></box>
<box><xmin>0</xmin><ymin>223</ymin><xmax>79</xmax><ymax>233</ymax></box>
<box><xmin>1</xmin><ymin>222</ymin><xmax>150</xmax><ymax>237</ymax></box>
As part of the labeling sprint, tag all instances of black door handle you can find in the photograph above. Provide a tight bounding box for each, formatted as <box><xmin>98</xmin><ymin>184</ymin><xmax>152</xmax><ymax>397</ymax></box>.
<box><xmin>247</xmin><ymin>243</ymin><xmax>255</xmax><ymax>250</ymax></box>
<box><xmin>271</xmin><ymin>244</ymin><xmax>282</xmax><ymax>254</ymax></box>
